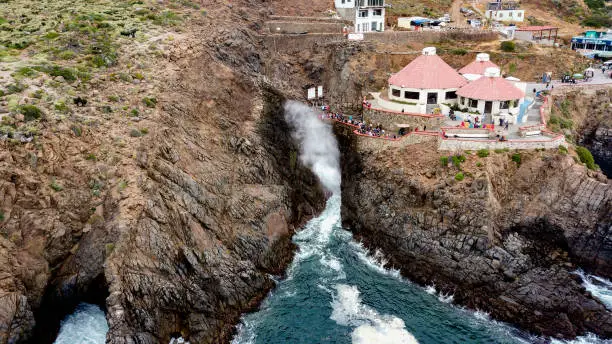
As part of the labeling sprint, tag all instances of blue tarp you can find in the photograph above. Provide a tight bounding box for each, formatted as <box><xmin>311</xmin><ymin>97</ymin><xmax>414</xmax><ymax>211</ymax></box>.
<box><xmin>411</xmin><ymin>19</ymin><xmax>431</xmax><ymax>25</ymax></box>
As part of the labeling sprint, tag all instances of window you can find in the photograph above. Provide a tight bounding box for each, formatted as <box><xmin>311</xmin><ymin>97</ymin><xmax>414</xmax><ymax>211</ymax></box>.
<box><xmin>342</xmin><ymin>0</ymin><xmax>345</xmax><ymax>4</ymax></box>
<box><xmin>391</xmin><ymin>89</ymin><xmax>401</xmax><ymax>97</ymax></box>
<box><xmin>359</xmin><ymin>10</ymin><xmax>368</xmax><ymax>17</ymax></box>
<box><xmin>500</xmin><ymin>100</ymin><xmax>510</xmax><ymax>109</ymax></box>
<box><xmin>404</xmin><ymin>91</ymin><xmax>419</xmax><ymax>100</ymax></box>
<box><xmin>445</xmin><ymin>91</ymin><xmax>457</xmax><ymax>99</ymax></box>
<box><xmin>367</xmin><ymin>0</ymin><xmax>383</xmax><ymax>6</ymax></box>
<box><xmin>469</xmin><ymin>99</ymin><xmax>478</xmax><ymax>108</ymax></box>
<box><xmin>373</xmin><ymin>9</ymin><xmax>382</xmax><ymax>16</ymax></box>
<box><xmin>517</xmin><ymin>12</ymin><xmax>522</xmax><ymax>17</ymax></box>
<box><xmin>357</xmin><ymin>24</ymin><xmax>361</xmax><ymax>32</ymax></box>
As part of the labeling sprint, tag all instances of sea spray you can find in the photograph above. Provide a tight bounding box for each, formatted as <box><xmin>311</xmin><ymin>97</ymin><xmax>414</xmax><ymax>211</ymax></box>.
<box><xmin>53</xmin><ymin>303</ymin><xmax>108</xmax><ymax>344</ymax></box>
<box><xmin>283</xmin><ymin>101</ymin><xmax>341</xmax><ymax>194</ymax></box>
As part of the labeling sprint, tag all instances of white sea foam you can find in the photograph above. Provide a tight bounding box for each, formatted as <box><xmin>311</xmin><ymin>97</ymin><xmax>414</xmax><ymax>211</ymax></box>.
<box><xmin>575</xmin><ymin>270</ymin><xmax>612</xmax><ymax>310</ymax></box>
<box><xmin>330</xmin><ymin>284</ymin><xmax>419</xmax><ymax>344</ymax></box>
<box><xmin>424</xmin><ymin>284</ymin><xmax>436</xmax><ymax>295</ymax></box>
<box><xmin>550</xmin><ymin>333</ymin><xmax>612</xmax><ymax>344</ymax></box>
<box><xmin>438</xmin><ymin>292</ymin><xmax>454</xmax><ymax>304</ymax></box>
<box><xmin>53</xmin><ymin>303</ymin><xmax>108</xmax><ymax>344</ymax></box>
<box><xmin>473</xmin><ymin>310</ymin><xmax>490</xmax><ymax>321</ymax></box>
<box><xmin>350</xmin><ymin>241</ymin><xmax>402</xmax><ymax>279</ymax></box>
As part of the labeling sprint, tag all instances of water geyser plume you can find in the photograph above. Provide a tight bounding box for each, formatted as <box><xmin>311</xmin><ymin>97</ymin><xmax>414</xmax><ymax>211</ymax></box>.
<box><xmin>283</xmin><ymin>101</ymin><xmax>341</xmax><ymax>195</ymax></box>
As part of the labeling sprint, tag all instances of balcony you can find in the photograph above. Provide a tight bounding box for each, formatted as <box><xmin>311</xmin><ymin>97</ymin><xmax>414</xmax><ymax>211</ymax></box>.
<box><xmin>356</xmin><ymin>0</ymin><xmax>384</xmax><ymax>7</ymax></box>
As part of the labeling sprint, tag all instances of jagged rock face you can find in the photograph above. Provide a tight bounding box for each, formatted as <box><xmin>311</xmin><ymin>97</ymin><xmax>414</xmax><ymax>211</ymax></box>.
<box><xmin>338</xmin><ymin>130</ymin><xmax>612</xmax><ymax>340</ymax></box>
<box><xmin>0</xmin><ymin>19</ymin><xmax>325</xmax><ymax>344</ymax></box>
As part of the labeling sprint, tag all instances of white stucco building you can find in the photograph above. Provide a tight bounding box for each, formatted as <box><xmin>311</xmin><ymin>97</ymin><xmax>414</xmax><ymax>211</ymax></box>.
<box><xmin>456</xmin><ymin>67</ymin><xmax>525</xmax><ymax>123</ymax></box>
<box><xmin>334</xmin><ymin>0</ymin><xmax>385</xmax><ymax>33</ymax></box>
<box><xmin>377</xmin><ymin>47</ymin><xmax>467</xmax><ymax>114</ymax></box>
<box><xmin>485</xmin><ymin>9</ymin><xmax>524</xmax><ymax>22</ymax></box>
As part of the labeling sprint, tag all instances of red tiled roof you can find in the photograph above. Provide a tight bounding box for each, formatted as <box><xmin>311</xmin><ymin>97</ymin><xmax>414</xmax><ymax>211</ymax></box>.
<box><xmin>516</xmin><ymin>26</ymin><xmax>558</xmax><ymax>31</ymax></box>
<box><xmin>457</xmin><ymin>76</ymin><xmax>524</xmax><ymax>101</ymax></box>
<box><xmin>388</xmin><ymin>54</ymin><xmax>468</xmax><ymax>89</ymax></box>
<box><xmin>458</xmin><ymin>60</ymin><xmax>500</xmax><ymax>75</ymax></box>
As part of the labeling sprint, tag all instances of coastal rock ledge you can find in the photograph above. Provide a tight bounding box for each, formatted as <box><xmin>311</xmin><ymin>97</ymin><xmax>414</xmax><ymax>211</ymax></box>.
<box><xmin>338</xmin><ymin>131</ymin><xmax>612</xmax><ymax>340</ymax></box>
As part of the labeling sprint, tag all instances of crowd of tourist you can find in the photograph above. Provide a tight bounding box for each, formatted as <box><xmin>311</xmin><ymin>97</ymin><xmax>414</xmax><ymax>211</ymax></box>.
<box><xmin>320</xmin><ymin>111</ymin><xmax>397</xmax><ymax>139</ymax></box>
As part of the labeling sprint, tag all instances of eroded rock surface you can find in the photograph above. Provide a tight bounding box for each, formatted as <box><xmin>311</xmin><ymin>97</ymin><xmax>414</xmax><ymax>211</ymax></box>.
<box><xmin>339</xmin><ymin>133</ymin><xmax>612</xmax><ymax>339</ymax></box>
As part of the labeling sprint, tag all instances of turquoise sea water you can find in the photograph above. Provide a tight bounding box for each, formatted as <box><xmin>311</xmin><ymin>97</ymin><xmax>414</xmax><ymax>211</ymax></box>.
<box><xmin>232</xmin><ymin>195</ymin><xmax>536</xmax><ymax>344</ymax></box>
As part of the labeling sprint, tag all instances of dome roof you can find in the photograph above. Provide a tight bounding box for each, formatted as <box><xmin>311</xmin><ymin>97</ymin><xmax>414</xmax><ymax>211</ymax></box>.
<box><xmin>388</xmin><ymin>48</ymin><xmax>467</xmax><ymax>90</ymax></box>
<box><xmin>457</xmin><ymin>72</ymin><xmax>524</xmax><ymax>101</ymax></box>
<box><xmin>458</xmin><ymin>54</ymin><xmax>500</xmax><ymax>75</ymax></box>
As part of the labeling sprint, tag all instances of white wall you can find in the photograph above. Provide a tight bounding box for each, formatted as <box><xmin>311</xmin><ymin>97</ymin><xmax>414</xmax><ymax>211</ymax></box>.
<box><xmin>485</xmin><ymin>10</ymin><xmax>525</xmax><ymax>22</ymax></box>
<box><xmin>335</xmin><ymin>0</ymin><xmax>355</xmax><ymax>9</ymax></box>
<box><xmin>354</xmin><ymin>7</ymin><xmax>385</xmax><ymax>32</ymax></box>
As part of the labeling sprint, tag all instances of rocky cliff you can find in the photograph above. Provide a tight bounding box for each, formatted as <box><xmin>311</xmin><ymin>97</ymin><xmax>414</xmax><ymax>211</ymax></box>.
<box><xmin>0</xmin><ymin>2</ymin><xmax>326</xmax><ymax>343</ymax></box>
<box><xmin>339</xmin><ymin>130</ymin><xmax>612</xmax><ymax>339</ymax></box>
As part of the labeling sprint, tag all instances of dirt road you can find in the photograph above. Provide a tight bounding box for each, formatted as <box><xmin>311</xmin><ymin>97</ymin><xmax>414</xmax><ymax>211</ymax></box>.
<box><xmin>449</xmin><ymin>0</ymin><xmax>469</xmax><ymax>27</ymax></box>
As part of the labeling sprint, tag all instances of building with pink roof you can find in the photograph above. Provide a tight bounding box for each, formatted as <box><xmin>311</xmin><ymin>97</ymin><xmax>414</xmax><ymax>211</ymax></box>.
<box><xmin>458</xmin><ymin>53</ymin><xmax>499</xmax><ymax>81</ymax></box>
<box><xmin>383</xmin><ymin>47</ymin><xmax>467</xmax><ymax>114</ymax></box>
<box><xmin>456</xmin><ymin>67</ymin><xmax>525</xmax><ymax>123</ymax></box>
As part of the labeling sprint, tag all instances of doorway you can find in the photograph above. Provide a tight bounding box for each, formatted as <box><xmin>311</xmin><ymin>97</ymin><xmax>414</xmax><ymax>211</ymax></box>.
<box><xmin>485</xmin><ymin>101</ymin><xmax>492</xmax><ymax>114</ymax></box>
<box><xmin>427</xmin><ymin>92</ymin><xmax>438</xmax><ymax>104</ymax></box>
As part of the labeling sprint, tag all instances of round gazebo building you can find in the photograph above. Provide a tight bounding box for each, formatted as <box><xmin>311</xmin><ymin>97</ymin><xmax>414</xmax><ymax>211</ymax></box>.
<box><xmin>458</xmin><ymin>53</ymin><xmax>499</xmax><ymax>81</ymax></box>
<box><xmin>385</xmin><ymin>47</ymin><xmax>467</xmax><ymax>114</ymax></box>
<box><xmin>456</xmin><ymin>67</ymin><xmax>525</xmax><ymax>123</ymax></box>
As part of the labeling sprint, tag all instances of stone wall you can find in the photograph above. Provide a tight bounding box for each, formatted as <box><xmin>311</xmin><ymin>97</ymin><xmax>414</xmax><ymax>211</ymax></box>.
<box><xmin>264</xmin><ymin>21</ymin><xmax>346</xmax><ymax>34</ymax></box>
<box><xmin>355</xmin><ymin>132</ymin><xmax>440</xmax><ymax>150</ymax></box>
<box><xmin>262</xmin><ymin>29</ymin><xmax>498</xmax><ymax>54</ymax></box>
<box><xmin>438</xmin><ymin>135</ymin><xmax>566</xmax><ymax>151</ymax></box>
<box><xmin>364</xmin><ymin>108</ymin><xmax>444</xmax><ymax>132</ymax></box>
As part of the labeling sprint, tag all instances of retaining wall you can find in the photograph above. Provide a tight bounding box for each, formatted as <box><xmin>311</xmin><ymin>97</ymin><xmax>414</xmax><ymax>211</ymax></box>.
<box><xmin>265</xmin><ymin>21</ymin><xmax>346</xmax><ymax>34</ymax></box>
<box><xmin>364</xmin><ymin>108</ymin><xmax>444</xmax><ymax>131</ymax></box>
<box><xmin>438</xmin><ymin>133</ymin><xmax>565</xmax><ymax>151</ymax></box>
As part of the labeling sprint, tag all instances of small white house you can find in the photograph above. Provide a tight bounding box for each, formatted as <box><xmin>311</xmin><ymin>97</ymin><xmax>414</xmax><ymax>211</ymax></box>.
<box><xmin>334</xmin><ymin>0</ymin><xmax>385</xmax><ymax>33</ymax></box>
<box><xmin>485</xmin><ymin>9</ymin><xmax>524</xmax><ymax>22</ymax></box>
<box><xmin>456</xmin><ymin>67</ymin><xmax>525</xmax><ymax>123</ymax></box>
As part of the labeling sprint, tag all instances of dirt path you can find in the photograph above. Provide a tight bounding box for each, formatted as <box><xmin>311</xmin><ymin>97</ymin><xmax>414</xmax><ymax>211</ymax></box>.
<box><xmin>449</xmin><ymin>0</ymin><xmax>469</xmax><ymax>27</ymax></box>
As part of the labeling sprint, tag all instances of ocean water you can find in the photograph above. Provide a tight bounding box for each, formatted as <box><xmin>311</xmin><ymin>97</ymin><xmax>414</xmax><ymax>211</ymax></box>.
<box><xmin>232</xmin><ymin>195</ymin><xmax>534</xmax><ymax>344</ymax></box>
<box><xmin>53</xmin><ymin>303</ymin><xmax>108</xmax><ymax>344</ymax></box>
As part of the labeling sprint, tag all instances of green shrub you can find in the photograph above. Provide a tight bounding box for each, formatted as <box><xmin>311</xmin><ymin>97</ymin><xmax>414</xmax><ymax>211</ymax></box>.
<box><xmin>50</xmin><ymin>179</ymin><xmax>63</xmax><ymax>192</ymax></box>
<box><xmin>0</xmin><ymin>210</ymin><xmax>4</xmax><ymax>221</ymax></box>
<box><xmin>71</xmin><ymin>125</ymin><xmax>82</xmax><ymax>137</ymax></box>
<box><xmin>58</xmin><ymin>50</ymin><xmax>76</xmax><ymax>60</ymax></box>
<box><xmin>476</xmin><ymin>162</ymin><xmax>483</xmax><ymax>167</ymax></box>
<box><xmin>477</xmin><ymin>149</ymin><xmax>490</xmax><ymax>158</ymax></box>
<box><xmin>142</xmin><ymin>97</ymin><xmax>157</xmax><ymax>108</ymax></box>
<box><xmin>511</xmin><ymin>153</ymin><xmax>521</xmax><ymax>165</ymax></box>
<box><xmin>576</xmin><ymin>146</ymin><xmax>596</xmax><ymax>170</ymax></box>
<box><xmin>130</xmin><ymin>128</ymin><xmax>143</xmax><ymax>137</ymax></box>
<box><xmin>85</xmin><ymin>153</ymin><xmax>97</xmax><ymax>160</ymax></box>
<box><xmin>129</xmin><ymin>109</ymin><xmax>139</xmax><ymax>117</ymax></box>
<box><xmin>33</xmin><ymin>65</ymin><xmax>77</xmax><ymax>82</ymax></box>
<box><xmin>6</xmin><ymin>82</ymin><xmax>26</xmax><ymax>94</ymax></box>
<box><xmin>452</xmin><ymin>155</ymin><xmax>466</xmax><ymax>168</ymax></box>
<box><xmin>500</xmin><ymin>41</ymin><xmax>516</xmax><ymax>52</ymax></box>
<box><xmin>43</xmin><ymin>31</ymin><xmax>60</xmax><ymax>40</ymax></box>
<box><xmin>582</xmin><ymin>14</ymin><xmax>612</xmax><ymax>28</ymax></box>
<box><xmin>133</xmin><ymin>72</ymin><xmax>144</xmax><ymax>80</ymax></box>
<box><xmin>455</xmin><ymin>172</ymin><xmax>465</xmax><ymax>181</ymax></box>
<box><xmin>14</xmin><ymin>67</ymin><xmax>38</xmax><ymax>78</ymax></box>
<box><xmin>440</xmin><ymin>156</ymin><xmax>449</xmax><ymax>166</ymax></box>
<box><xmin>140</xmin><ymin>128</ymin><xmax>148</xmax><ymax>134</ymax></box>
<box><xmin>108</xmin><ymin>95</ymin><xmax>120</xmax><ymax>102</ymax></box>
<box><xmin>558</xmin><ymin>145</ymin><xmax>568</xmax><ymax>155</ymax></box>
<box><xmin>19</xmin><ymin>105</ymin><xmax>43</xmax><ymax>121</ymax></box>
<box><xmin>54</xmin><ymin>101</ymin><xmax>69</xmax><ymax>113</ymax></box>
<box><xmin>451</xmin><ymin>48</ymin><xmax>468</xmax><ymax>55</ymax></box>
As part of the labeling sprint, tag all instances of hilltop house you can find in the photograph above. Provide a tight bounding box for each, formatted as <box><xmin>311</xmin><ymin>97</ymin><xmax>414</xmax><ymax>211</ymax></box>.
<box><xmin>514</xmin><ymin>26</ymin><xmax>559</xmax><ymax>45</ymax></box>
<box><xmin>485</xmin><ymin>0</ymin><xmax>524</xmax><ymax>22</ymax></box>
<box><xmin>334</xmin><ymin>0</ymin><xmax>385</xmax><ymax>33</ymax></box>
